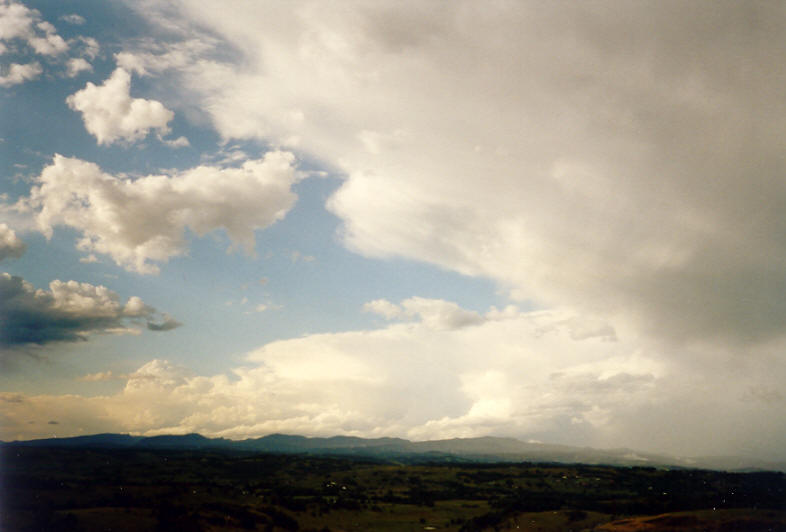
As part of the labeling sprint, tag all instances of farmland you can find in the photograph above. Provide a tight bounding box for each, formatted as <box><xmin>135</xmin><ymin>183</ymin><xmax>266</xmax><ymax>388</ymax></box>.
<box><xmin>2</xmin><ymin>446</ymin><xmax>785</xmax><ymax>531</ymax></box>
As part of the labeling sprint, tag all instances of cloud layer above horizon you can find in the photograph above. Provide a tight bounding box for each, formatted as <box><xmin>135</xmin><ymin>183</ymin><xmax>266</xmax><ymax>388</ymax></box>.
<box><xmin>4</xmin><ymin>298</ymin><xmax>785</xmax><ymax>458</ymax></box>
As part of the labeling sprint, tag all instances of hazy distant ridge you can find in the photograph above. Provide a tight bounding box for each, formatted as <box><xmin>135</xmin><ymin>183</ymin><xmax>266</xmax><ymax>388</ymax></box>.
<box><xmin>4</xmin><ymin>433</ymin><xmax>784</xmax><ymax>472</ymax></box>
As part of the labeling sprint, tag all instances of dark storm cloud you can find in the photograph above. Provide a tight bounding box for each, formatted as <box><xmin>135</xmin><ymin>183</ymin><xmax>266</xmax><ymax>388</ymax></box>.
<box><xmin>0</xmin><ymin>272</ymin><xmax>177</xmax><ymax>348</ymax></box>
<box><xmin>147</xmin><ymin>315</ymin><xmax>182</xmax><ymax>332</ymax></box>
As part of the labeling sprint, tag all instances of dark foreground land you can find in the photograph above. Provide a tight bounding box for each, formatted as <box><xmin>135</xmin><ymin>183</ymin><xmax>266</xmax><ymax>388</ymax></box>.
<box><xmin>2</xmin><ymin>446</ymin><xmax>786</xmax><ymax>531</ymax></box>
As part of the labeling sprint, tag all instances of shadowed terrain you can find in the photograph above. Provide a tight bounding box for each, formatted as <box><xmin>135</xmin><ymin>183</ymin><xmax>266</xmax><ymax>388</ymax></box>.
<box><xmin>2</xmin><ymin>443</ymin><xmax>785</xmax><ymax>531</ymax></box>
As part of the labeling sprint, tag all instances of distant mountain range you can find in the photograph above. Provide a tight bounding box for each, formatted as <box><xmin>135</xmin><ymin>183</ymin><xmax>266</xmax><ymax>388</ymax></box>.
<box><xmin>3</xmin><ymin>432</ymin><xmax>785</xmax><ymax>472</ymax></box>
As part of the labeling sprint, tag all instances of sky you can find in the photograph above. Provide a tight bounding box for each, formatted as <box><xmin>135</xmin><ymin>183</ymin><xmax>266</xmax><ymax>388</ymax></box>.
<box><xmin>1</xmin><ymin>0</ymin><xmax>785</xmax><ymax>462</ymax></box>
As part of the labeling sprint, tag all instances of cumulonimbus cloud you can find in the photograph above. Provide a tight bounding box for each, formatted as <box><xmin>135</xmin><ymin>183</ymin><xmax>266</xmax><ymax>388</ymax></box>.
<box><xmin>20</xmin><ymin>151</ymin><xmax>299</xmax><ymax>273</ymax></box>
<box><xmin>129</xmin><ymin>1</ymin><xmax>786</xmax><ymax>348</ymax></box>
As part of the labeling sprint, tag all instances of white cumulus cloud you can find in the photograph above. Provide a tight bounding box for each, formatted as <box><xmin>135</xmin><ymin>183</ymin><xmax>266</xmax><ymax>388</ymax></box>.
<box><xmin>365</xmin><ymin>297</ymin><xmax>484</xmax><ymax>330</ymax></box>
<box><xmin>363</xmin><ymin>298</ymin><xmax>403</xmax><ymax>320</ymax></box>
<box><xmin>77</xmin><ymin>36</ymin><xmax>99</xmax><ymax>60</ymax></box>
<box><xmin>0</xmin><ymin>1</ymin><xmax>67</xmax><ymax>56</ymax></box>
<box><xmin>160</xmin><ymin>135</ymin><xmax>190</xmax><ymax>148</ymax></box>
<box><xmin>79</xmin><ymin>370</ymin><xmax>123</xmax><ymax>382</ymax></box>
<box><xmin>60</xmin><ymin>14</ymin><xmax>85</xmax><ymax>26</ymax></box>
<box><xmin>66</xmin><ymin>68</ymin><xmax>174</xmax><ymax>145</ymax></box>
<box><xmin>0</xmin><ymin>223</ymin><xmax>25</xmax><ymax>261</ymax></box>
<box><xmin>65</xmin><ymin>57</ymin><xmax>91</xmax><ymax>77</ymax></box>
<box><xmin>20</xmin><ymin>151</ymin><xmax>299</xmax><ymax>273</ymax></box>
<box><xmin>0</xmin><ymin>61</ymin><xmax>41</xmax><ymax>86</ymax></box>
<box><xmin>400</xmin><ymin>297</ymin><xmax>485</xmax><ymax>330</ymax></box>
